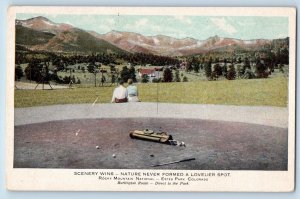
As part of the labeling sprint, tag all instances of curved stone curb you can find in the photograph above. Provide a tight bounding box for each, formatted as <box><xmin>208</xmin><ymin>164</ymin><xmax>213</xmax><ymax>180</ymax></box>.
<box><xmin>14</xmin><ymin>103</ymin><xmax>288</xmax><ymax>128</ymax></box>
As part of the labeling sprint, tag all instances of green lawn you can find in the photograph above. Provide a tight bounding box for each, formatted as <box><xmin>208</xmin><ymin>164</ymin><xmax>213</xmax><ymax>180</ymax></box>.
<box><xmin>15</xmin><ymin>76</ymin><xmax>288</xmax><ymax>108</ymax></box>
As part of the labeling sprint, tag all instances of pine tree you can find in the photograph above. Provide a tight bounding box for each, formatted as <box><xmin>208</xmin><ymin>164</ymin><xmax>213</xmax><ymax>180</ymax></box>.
<box><xmin>242</xmin><ymin>57</ymin><xmax>251</xmax><ymax>75</ymax></box>
<box><xmin>128</xmin><ymin>66</ymin><xmax>137</xmax><ymax>82</ymax></box>
<box><xmin>44</xmin><ymin>65</ymin><xmax>50</xmax><ymax>83</ymax></box>
<box><xmin>87</xmin><ymin>62</ymin><xmax>96</xmax><ymax>73</ymax></box>
<box><xmin>193</xmin><ymin>64</ymin><xmax>200</xmax><ymax>74</ymax></box>
<box><xmin>238</xmin><ymin>57</ymin><xmax>242</xmax><ymax>63</ymax></box>
<box><xmin>175</xmin><ymin>70</ymin><xmax>181</xmax><ymax>82</ymax></box>
<box><xmin>226</xmin><ymin>64</ymin><xmax>236</xmax><ymax>80</ymax></box>
<box><xmin>222</xmin><ymin>59</ymin><xmax>228</xmax><ymax>77</ymax></box>
<box><xmin>185</xmin><ymin>61</ymin><xmax>192</xmax><ymax>73</ymax></box>
<box><xmin>214</xmin><ymin>57</ymin><xmax>220</xmax><ymax>63</ymax></box>
<box><xmin>163</xmin><ymin>67</ymin><xmax>173</xmax><ymax>82</ymax></box>
<box><xmin>199</xmin><ymin>63</ymin><xmax>203</xmax><ymax>70</ymax></box>
<box><xmin>222</xmin><ymin>63</ymin><xmax>227</xmax><ymax>77</ymax></box>
<box><xmin>24</xmin><ymin>60</ymin><xmax>43</xmax><ymax>82</ymax></box>
<box><xmin>204</xmin><ymin>58</ymin><xmax>212</xmax><ymax>80</ymax></box>
<box><xmin>120</xmin><ymin>66</ymin><xmax>130</xmax><ymax>82</ymax></box>
<box><xmin>282</xmin><ymin>48</ymin><xmax>289</xmax><ymax>64</ymax></box>
<box><xmin>87</xmin><ymin>62</ymin><xmax>98</xmax><ymax>87</ymax></box>
<box><xmin>111</xmin><ymin>74</ymin><xmax>116</xmax><ymax>84</ymax></box>
<box><xmin>236</xmin><ymin>65</ymin><xmax>242</xmax><ymax>78</ymax></box>
<box><xmin>212</xmin><ymin>63</ymin><xmax>222</xmax><ymax>80</ymax></box>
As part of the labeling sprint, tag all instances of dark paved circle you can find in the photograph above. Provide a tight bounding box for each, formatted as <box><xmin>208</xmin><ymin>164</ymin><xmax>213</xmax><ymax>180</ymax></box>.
<box><xmin>14</xmin><ymin>118</ymin><xmax>288</xmax><ymax>170</ymax></box>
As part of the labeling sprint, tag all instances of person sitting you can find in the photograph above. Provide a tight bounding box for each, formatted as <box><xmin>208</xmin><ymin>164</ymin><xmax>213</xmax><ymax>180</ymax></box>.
<box><xmin>111</xmin><ymin>80</ymin><xmax>128</xmax><ymax>103</ymax></box>
<box><xmin>127</xmin><ymin>79</ymin><xmax>140</xmax><ymax>102</ymax></box>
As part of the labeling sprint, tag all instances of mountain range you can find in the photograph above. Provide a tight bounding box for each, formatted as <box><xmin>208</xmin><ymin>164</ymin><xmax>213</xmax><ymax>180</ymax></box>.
<box><xmin>16</xmin><ymin>16</ymin><xmax>276</xmax><ymax>56</ymax></box>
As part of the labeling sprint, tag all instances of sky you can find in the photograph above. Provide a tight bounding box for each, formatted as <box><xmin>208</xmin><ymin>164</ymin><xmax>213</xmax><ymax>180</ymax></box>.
<box><xmin>16</xmin><ymin>13</ymin><xmax>289</xmax><ymax>40</ymax></box>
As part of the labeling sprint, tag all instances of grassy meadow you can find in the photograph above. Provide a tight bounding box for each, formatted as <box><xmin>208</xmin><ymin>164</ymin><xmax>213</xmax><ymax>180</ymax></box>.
<box><xmin>15</xmin><ymin>76</ymin><xmax>288</xmax><ymax>108</ymax></box>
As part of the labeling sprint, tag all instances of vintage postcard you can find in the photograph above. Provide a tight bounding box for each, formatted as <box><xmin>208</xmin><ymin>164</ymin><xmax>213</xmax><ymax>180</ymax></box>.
<box><xmin>6</xmin><ymin>7</ymin><xmax>296</xmax><ymax>191</ymax></box>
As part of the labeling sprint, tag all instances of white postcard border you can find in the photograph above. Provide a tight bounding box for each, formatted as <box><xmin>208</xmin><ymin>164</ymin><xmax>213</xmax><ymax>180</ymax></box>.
<box><xmin>6</xmin><ymin>6</ymin><xmax>296</xmax><ymax>192</ymax></box>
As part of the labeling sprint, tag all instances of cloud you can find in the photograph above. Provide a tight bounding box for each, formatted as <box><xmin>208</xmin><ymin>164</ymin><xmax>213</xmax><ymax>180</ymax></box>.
<box><xmin>276</xmin><ymin>33</ymin><xmax>288</xmax><ymax>38</ymax></box>
<box><xmin>236</xmin><ymin>20</ymin><xmax>255</xmax><ymax>27</ymax></box>
<box><xmin>173</xmin><ymin>15</ymin><xmax>192</xmax><ymax>25</ymax></box>
<box><xmin>93</xmin><ymin>18</ymin><xmax>117</xmax><ymax>33</ymax></box>
<box><xmin>135</xmin><ymin>18</ymin><xmax>149</xmax><ymax>26</ymax></box>
<box><xmin>105</xmin><ymin>18</ymin><xmax>116</xmax><ymax>26</ymax></box>
<box><xmin>124</xmin><ymin>18</ymin><xmax>149</xmax><ymax>30</ymax></box>
<box><xmin>151</xmin><ymin>25</ymin><xmax>162</xmax><ymax>33</ymax></box>
<box><xmin>211</xmin><ymin>17</ymin><xmax>237</xmax><ymax>35</ymax></box>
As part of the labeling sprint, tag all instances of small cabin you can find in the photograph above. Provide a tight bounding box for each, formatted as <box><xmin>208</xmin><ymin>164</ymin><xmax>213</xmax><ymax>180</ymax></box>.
<box><xmin>138</xmin><ymin>68</ymin><xmax>160</xmax><ymax>81</ymax></box>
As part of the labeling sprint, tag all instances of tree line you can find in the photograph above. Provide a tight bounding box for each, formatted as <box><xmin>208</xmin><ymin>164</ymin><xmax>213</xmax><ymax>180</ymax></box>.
<box><xmin>15</xmin><ymin>40</ymin><xmax>289</xmax><ymax>84</ymax></box>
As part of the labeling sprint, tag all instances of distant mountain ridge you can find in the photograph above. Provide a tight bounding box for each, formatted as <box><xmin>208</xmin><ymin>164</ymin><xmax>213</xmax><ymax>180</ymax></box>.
<box><xmin>16</xmin><ymin>17</ymin><xmax>127</xmax><ymax>54</ymax></box>
<box><xmin>16</xmin><ymin>16</ymin><xmax>74</xmax><ymax>34</ymax></box>
<box><xmin>93</xmin><ymin>31</ymin><xmax>273</xmax><ymax>56</ymax></box>
<box><xmin>16</xmin><ymin>16</ymin><xmax>282</xmax><ymax>56</ymax></box>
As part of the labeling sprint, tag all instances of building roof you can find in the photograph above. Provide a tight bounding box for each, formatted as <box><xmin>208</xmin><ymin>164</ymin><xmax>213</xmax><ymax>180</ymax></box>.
<box><xmin>139</xmin><ymin>68</ymin><xmax>156</xmax><ymax>75</ymax></box>
<box><xmin>154</xmin><ymin>67</ymin><xmax>164</xmax><ymax>71</ymax></box>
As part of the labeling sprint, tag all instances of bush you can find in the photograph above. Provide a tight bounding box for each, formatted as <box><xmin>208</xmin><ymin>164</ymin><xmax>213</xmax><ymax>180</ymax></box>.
<box><xmin>15</xmin><ymin>65</ymin><xmax>24</xmax><ymax>81</ymax></box>
<box><xmin>243</xmin><ymin>68</ymin><xmax>255</xmax><ymax>79</ymax></box>
<box><xmin>51</xmin><ymin>72</ymin><xmax>64</xmax><ymax>84</ymax></box>
<box><xmin>71</xmin><ymin>75</ymin><xmax>76</xmax><ymax>84</ymax></box>
<box><xmin>141</xmin><ymin>74</ymin><xmax>149</xmax><ymax>83</ymax></box>
<box><xmin>62</xmin><ymin>76</ymin><xmax>71</xmax><ymax>84</ymax></box>
<box><xmin>255</xmin><ymin>61</ymin><xmax>269</xmax><ymax>78</ymax></box>
<box><xmin>152</xmin><ymin>78</ymin><xmax>161</xmax><ymax>83</ymax></box>
<box><xmin>174</xmin><ymin>70</ymin><xmax>181</xmax><ymax>82</ymax></box>
<box><xmin>182</xmin><ymin>76</ymin><xmax>188</xmax><ymax>82</ymax></box>
<box><xmin>279</xmin><ymin>64</ymin><xmax>284</xmax><ymax>73</ymax></box>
